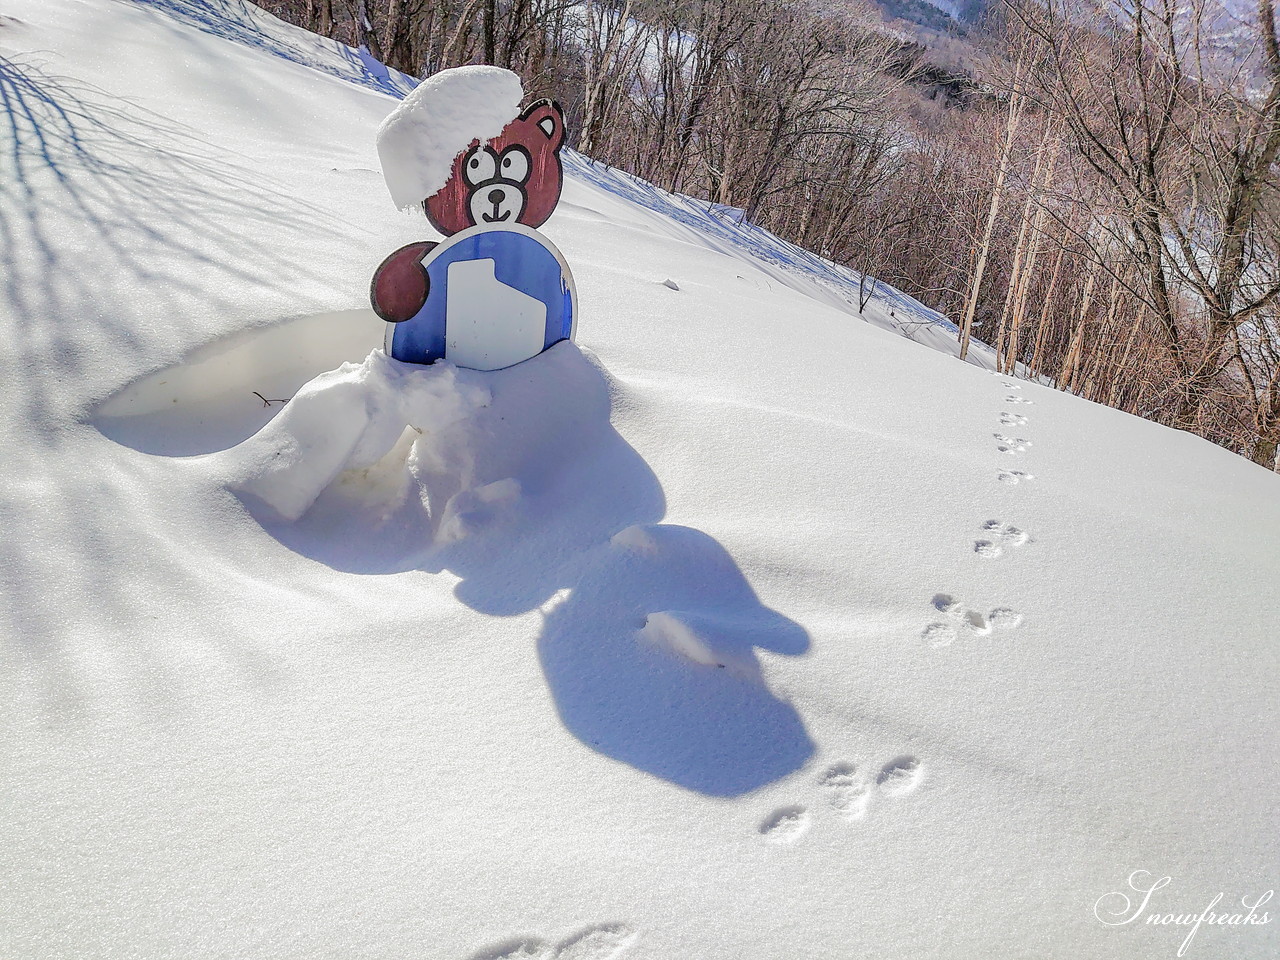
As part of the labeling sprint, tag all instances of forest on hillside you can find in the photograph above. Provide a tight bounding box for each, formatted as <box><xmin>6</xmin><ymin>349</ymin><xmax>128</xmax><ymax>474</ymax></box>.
<box><xmin>254</xmin><ymin>0</ymin><xmax>1280</xmax><ymax>471</ymax></box>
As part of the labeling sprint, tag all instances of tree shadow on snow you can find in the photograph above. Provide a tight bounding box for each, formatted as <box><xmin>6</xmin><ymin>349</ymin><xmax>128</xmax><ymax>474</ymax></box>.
<box><xmin>0</xmin><ymin>51</ymin><xmax>342</xmax><ymax>435</ymax></box>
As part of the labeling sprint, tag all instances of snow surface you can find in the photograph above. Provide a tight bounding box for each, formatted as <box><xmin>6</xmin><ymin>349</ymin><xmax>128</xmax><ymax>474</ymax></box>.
<box><xmin>377</xmin><ymin>64</ymin><xmax>523</xmax><ymax>208</ymax></box>
<box><xmin>2</xmin><ymin>1</ymin><xmax>1278</xmax><ymax>958</ymax></box>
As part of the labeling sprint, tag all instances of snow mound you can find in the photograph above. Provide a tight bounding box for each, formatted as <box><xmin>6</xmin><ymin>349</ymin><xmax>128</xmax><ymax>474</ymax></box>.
<box><xmin>223</xmin><ymin>350</ymin><xmax>491</xmax><ymax>522</ymax></box>
<box><xmin>213</xmin><ymin>342</ymin><xmax>666</xmax><ymax>605</ymax></box>
<box><xmin>376</xmin><ymin>65</ymin><xmax>523</xmax><ymax>209</ymax></box>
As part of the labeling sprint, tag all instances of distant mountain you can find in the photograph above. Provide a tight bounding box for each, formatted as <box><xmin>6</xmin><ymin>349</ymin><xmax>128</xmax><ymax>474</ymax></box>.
<box><xmin>871</xmin><ymin>0</ymin><xmax>1267</xmax><ymax>94</ymax></box>
<box><xmin>874</xmin><ymin>0</ymin><xmax>990</xmax><ymax>31</ymax></box>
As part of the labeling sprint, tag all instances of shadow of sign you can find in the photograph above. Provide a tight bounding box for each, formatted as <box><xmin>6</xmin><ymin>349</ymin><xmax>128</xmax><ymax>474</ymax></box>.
<box><xmin>540</xmin><ymin>524</ymin><xmax>813</xmax><ymax>797</ymax></box>
<box><xmin>93</xmin><ymin>312</ymin><xmax>814</xmax><ymax>798</ymax></box>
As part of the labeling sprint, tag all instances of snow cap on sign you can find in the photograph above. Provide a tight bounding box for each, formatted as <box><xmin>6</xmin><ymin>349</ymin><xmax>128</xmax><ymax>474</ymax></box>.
<box><xmin>376</xmin><ymin>65</ymin><xmax>524</xmax><ymax>210</ymax></box>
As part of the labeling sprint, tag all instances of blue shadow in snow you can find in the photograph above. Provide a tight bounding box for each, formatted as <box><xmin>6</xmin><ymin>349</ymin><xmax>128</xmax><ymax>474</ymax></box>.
<box><xmin>540</xmin><ymin>523</ymin><xmax>813</xmax><ymax>797</ymax></box>
<box><xmin>220</xmin><ymin>343</ymin><xmax>814</xmax><ymax>798</ymax></box>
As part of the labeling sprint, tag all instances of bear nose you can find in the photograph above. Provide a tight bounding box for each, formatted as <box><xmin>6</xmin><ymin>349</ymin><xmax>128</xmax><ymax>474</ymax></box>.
<box><xmin>488</xmin><ymin>188</ymin><xmax>505</xmax><ymax>205</ymax></box>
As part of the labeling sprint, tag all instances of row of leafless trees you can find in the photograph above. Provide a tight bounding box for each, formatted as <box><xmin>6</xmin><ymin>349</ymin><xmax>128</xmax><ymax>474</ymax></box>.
<box><xmin>253</xmin><ymin>0</ymin><xmax>1280</xmax><ymax>470</ymax></box>
<box><xmin>967</xmin><ymin>0</ymin><xmax>1280</xmax><ymax>469</ymax></box>
<box><xmin>258</xmin><ymin>0</ymin><xmax>913</xmax><ymax>225</ymax></box>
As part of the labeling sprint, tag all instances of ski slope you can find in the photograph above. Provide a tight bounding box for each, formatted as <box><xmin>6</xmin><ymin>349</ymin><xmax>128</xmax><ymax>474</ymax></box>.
<box><xmin>1</xmin><ymin>2</ymin><xmax>1277</xmax><ymax>958</ymax></box>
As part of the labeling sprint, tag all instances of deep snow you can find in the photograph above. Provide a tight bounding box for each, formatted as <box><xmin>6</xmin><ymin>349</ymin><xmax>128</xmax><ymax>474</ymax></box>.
<box><xmin>1</xmin><ymin>1</ymin><xmax>1277</xmax><ymax>959</ymax></box>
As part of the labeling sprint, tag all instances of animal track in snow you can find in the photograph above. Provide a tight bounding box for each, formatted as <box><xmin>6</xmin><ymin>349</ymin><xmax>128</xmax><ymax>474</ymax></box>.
<box><xmin>922</xmin><ymin>594</ymin><xmax>1022</xmax><ymax>645</ymax></box>
<box><xmin>994</xmin><ymin>433</ymin><xmax>1032</xmax><ymax>455</ymax></box>
<box><xmin>974</xmin><ymin>520</ymin><xmax>1028</xmax><ymax>558</ymax></box>
<box><xmin>471</xmin><ymin>924</ymin><xmax>637</xmax><ymax>960</ymax></box>
<box><xmin>1006</xmin><ymin>395</ymin><xmax>1033</xmax><ymax>404</ymax></box>
<box><xmin>1000</xmin><ymin>412</ymin><xmax>1028</xmax><ymax>426</ymax></box>
<box><xmin>819</xmin><ymin>762</ymin><xmax>872</xmax><ymax>820</ymax></box>
<box><xmin>921</xmin><ymin>622</ymin><xmax>958</xmax><ymax>647</ymax></box>
<box><xmin>876</xmin><ymin>756</ymin><xmax>925</xmax><ymax>797</ymax></box>
<box><xmin>763</xmin><ymin>760</ymin><xmax>925</xmax><ymax>839</ymax></box>
<box><xmin>932</xmin><ymin>593</ymin><xmax>993</xmax><ymax>634</ymax></box>
<box><xmin>759</xmin><ymin>805</ymin><xmax>811</xmax><ymax>842</ymax></box>
<box><xmin>996</xmin><ymin>469</ymin><xmax>1035</xmax><ymax>485</ymax></box>
<box><xmin>988</xmin><ymin>607</ymin><xmax>1024</xmax><ymax>628</ymax></box>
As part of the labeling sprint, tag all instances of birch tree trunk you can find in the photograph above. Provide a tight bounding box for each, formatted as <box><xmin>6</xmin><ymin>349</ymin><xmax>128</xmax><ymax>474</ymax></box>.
<box><xmin>959</xmin><ymin>66</ymin><xmax>1024</xmax><ymax>361</ymax></box>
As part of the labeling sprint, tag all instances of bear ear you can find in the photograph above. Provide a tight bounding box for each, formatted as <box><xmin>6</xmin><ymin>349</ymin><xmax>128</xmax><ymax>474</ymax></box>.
<box><xmin>521</xmin><ymin>99</ymin><xmax>565</xmax><ymax>152</ymax></box>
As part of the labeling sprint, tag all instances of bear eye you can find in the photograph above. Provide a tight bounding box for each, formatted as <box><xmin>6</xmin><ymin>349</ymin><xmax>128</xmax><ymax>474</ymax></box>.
<box><xmin>498</xmin><ymin>146</ymin><xmax>530</xmax><ymax>185</ymax></box>
<box><xmin>462</xmin><ymin>147</ymin><xmax>497</xmax><ymax>187</ymax></box>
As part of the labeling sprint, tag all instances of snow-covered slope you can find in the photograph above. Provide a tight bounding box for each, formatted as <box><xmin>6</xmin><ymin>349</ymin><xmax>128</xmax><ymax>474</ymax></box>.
<box><xmin>2</xmin><ymin>2</ymin><xmax>1277</xmax><ymax>959</ymax></box>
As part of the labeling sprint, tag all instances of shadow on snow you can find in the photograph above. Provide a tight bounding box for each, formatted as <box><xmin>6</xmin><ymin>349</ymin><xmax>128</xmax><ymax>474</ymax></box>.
<box><xmin>95</xmin><ymin>335</ymin><xmax>815</xmax><ymax>798</ymax></box>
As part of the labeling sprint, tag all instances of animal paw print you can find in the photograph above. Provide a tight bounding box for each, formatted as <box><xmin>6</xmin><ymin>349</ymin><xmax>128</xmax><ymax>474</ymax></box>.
<box><xmin>875</xmin><ymin>756</ymin><xmax>925</xmax><ymax>798</ymax></box>
<box><xmin>994</xmin><ymin>433</ymin><xmax>1032</xmax><ymax>455</ymax></box>
<box><xmin>1000</xmin><ymin>412</ymin><xmax>1028</xmax><ymax>426</ymax></box>
<box><xmin>760</xmin><ymin>758</ymin><xmax>926</xmax><ymax>841</ymax></box>
<box><xmin>921</xmin><ymin>594</ymin><xmax>1022</xmax><ymax>646</ymax></box>
<box><xmin>974</xmin><ymin>519</ymin><xmax>1028</xmax><ymax>558</ymax></box>
<box><xmin>819</xmin><ymin>762</ymin><xmax>872</xmax><ymax>820</ymax></box>
<box><xmin>759</xmin><ymin>805</ymin><xmax>810</xmax><ymax>843</ymax></box>
<box><xmin>820</xmin><ymin>758</ymin><xmax>924</xmax><ymax>817</ymax></box>
<box><xmin>1006</xmin><ymin>395</ymin><xmax>1033</xmax><ymax>404</ymax></box>
<box><xmin>996</xmin><ymin>469</ymin><xmax>1035</xmax><ymax>485</ymax></box>
<box><xmin>920</xmin><ymin>622</ymin><xmax>957</xmax><ymax>647</ymax></box>
<box><xmin>471</xmin><ymin>924</ymin><xmax>637</xmax><ymax>960</ymax></box>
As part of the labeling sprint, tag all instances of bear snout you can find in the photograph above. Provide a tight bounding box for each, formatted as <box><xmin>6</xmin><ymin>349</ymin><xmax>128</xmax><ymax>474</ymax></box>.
<box><xmin>468</xmin><ymin>178</ymin><xmax>526</xmax><ymax>226</ymax></box>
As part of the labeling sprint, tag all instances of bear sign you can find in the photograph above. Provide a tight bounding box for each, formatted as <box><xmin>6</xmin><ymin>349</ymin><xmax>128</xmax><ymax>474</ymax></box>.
<box><xmin>371</xmin><ymin>68</ymin><xmax>576</xmax><ymax>371</ymax></box>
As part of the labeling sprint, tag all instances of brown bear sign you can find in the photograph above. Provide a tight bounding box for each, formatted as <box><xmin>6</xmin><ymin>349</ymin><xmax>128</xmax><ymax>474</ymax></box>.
<box><xmin>372</xmin><ymin>100</ymin><xmax>566</xmax><ymax>324</ymax></box>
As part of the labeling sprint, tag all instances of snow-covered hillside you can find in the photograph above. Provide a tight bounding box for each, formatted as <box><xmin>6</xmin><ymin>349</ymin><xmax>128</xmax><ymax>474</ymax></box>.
<box><xmin>1</xmin><ymin>2</ymin><xmax>1277</xmax><ymax>958</ymax></box>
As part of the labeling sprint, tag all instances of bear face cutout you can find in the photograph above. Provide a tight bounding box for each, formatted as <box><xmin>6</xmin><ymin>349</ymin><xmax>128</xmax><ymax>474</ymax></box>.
<box><xmin>424</xmin><ymin>100</ymin><xmax>565</xmax><ymax>236</ymax></box>
<box><xmin>461</xmin><ymin>142</ymin><xmax>532</xmax><ymax>225</ymax></box>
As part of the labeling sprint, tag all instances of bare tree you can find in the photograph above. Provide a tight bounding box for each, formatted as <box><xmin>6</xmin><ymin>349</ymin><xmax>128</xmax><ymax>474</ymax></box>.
<box><xmin>1006</xmin><ymin>0</ymin><xmax>1280</xmax><ymax>461</ymax></box>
